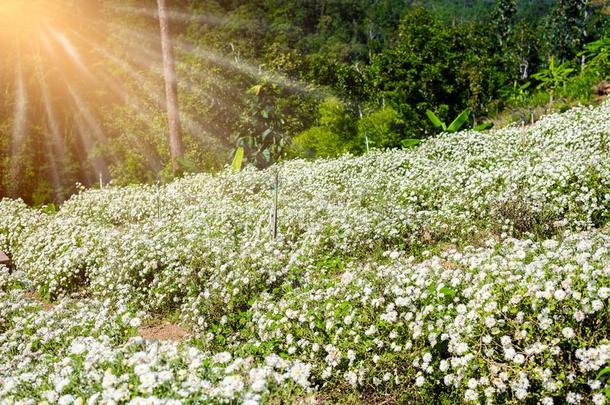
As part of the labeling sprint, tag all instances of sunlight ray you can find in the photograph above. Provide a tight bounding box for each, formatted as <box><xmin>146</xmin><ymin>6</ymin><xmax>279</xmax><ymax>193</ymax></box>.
<box><xmin>43</xmin><ymin>135</ymin><xmax>62</xmax><ymax>200</ymax></box>
<box><xmin>109</xmin><ymin>25</ymin><xmax>322</xmax><ymax>97</ymax></box>
<box><xmin>178</xmin><ymin>39</ymin><xmax>321</xmax><ymax>97</ymax></box>
<box><xmin>111</xmin><ymin>4</ymin><xmax>234</xmax><ymax>27</ymax></box>
<box><xmin>10</xmin><ymin>57</ymin><xmax>27</xmax><ymax>158</ymax></box>
<box><xmin>82</xmin><ymin>35</ymin><xmax>227</xmax><ymax>138</ymax></box>
<box><xmin>105</xmin><ymin>25</ymin><xmax>276</xmax><ymax>125</ymax></box>
<box><xmin>47</xmin><ymin>27</ymin><xmax>94</xmax><ymax>78</ymax></box>
<box><xmin>35</xmin><ymin>52</ymin><xmax>65</xmax><ymax>197</ymax></box>
<box><xmin>70</xmin><ymin>26</ymin><xmax>247</xmax><ymax>163</ymax></box>
<box><xmin>65</xmin><ymin>31</ymin><xmax>175</xmax><ymax>172</ymax></box>
<box><xmin>66</xmin><ymin>84</ymin><xmax>109</xmax><ymax>178</ymax></box>
<box><xmin>37</xmin><ymin>64</ymin><xmax>66</xmax><ymax>158</ymax></box>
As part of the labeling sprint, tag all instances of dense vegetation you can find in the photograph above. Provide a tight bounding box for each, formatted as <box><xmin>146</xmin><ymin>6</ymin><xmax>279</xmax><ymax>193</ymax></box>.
<box><xmin>1</xmin><ymin>0</ymin><xmax>609</xmax><ymax>204</ymax></box>
<box><xmin>2</xmin><ymin>101</ymin><xmax>610</xmax><ymax>402</ymax></box>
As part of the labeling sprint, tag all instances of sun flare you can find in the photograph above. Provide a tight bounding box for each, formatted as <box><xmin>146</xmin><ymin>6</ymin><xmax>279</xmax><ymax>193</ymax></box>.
<box><xmin>0</xmin><ymin>0</ymin><xmax>65</xmax><ymax>43</ymax></box>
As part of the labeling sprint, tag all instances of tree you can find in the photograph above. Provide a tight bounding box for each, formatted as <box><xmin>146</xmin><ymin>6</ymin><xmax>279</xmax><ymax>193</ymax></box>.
<box><xmin>544</xmin><ymin>0</ymin><xmax>591</xmax><ymax>62</ymax></box>
<box><xmin>491</xmin><ymin>0</ymin><xmax>517</xmax><ymax>47</ymax></box>
<box><xmin>157</xmin><ymin>0</ymin><xmax>185</xmax><ymax>174</ymax></box>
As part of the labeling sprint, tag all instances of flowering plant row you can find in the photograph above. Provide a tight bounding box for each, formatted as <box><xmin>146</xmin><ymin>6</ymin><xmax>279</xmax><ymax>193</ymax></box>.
<box><xmin>1</xmin><ymin>102</ymin><xmax>610</xmax><ymax>403</ymax></box>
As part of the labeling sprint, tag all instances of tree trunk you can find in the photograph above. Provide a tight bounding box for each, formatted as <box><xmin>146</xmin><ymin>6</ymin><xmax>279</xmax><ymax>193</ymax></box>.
<box><xmin>157</xmin><ymin>0</ymin><xmax>184</xmax><ymax>174</ymax></box>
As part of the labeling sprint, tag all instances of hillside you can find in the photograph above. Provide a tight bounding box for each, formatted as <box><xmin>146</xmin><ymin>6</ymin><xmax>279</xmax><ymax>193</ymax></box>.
<box><xmin>2</xmin><ymin>103</ymin><xmax>610</xmax><ymax>403</ymax></box>
<box><xmin>3</xmin><ymin>0</ymin><xmax>608</xmax><ymax>204</ymax></box>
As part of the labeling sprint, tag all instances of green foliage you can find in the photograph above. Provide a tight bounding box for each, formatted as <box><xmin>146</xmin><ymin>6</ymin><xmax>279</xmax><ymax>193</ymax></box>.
<box><xmin>1</xmin><ymin>0</ymin><xmax>610</xmax><ymax>203</ymax></box>
<box><xmin>501</xmin><ymin>81</ymin><xmax>531</xmax><ymax>107</ymax></box>
<box><xmin>426</xmin><ymin>110</ymin><xmax>445</xmax><ymax>130</ymax></box>
<box><xmin>491</xmin><ymin>0</ymin><xmax>518</xmax><ymax>46</ymax></box>
<box><xmin>356</xmin><ymin>107</ymin><xmax>404</xmax><ymax>151</ymax></box>
<box><xmin>291</xmin><ymin>102</ymin><xmax>413</xmax><ymax>159</ymax></box>
<box><xmin>581</xmin><ymin>37</ymin><xmax>610</xmax><ymax>74</ymax></box>
<box><xmin>231</xmin><ymin>147</ymin><xmax>245</xmax><ymax>172</ymax></box>
<box><xmin>447</xmin><ymin>109</ymin><xmax>471</xmax><ymax>132</ymax></box>
<box><xmin>543</xmin><ymin>0</ymin><xmax>593</xmax><ymax>61</ymax></box>
<box><xmin>532</xmin><ymin>56</ymin><xmax>575</xmax><ymax>103</ymax></box>
<box><xmin>425</xmin><ymin>109</ymin><xmax>471</xmax><ymax>133</ymax></box>
<box><xmin>473</xmin><ymin>122</ymin><xmax>494</xmax><ymax>131</ymax></box>
<box><xmin>289</xmin><ymin>97</ymin><xmax>354</xmax><ymax>158</ymax></box>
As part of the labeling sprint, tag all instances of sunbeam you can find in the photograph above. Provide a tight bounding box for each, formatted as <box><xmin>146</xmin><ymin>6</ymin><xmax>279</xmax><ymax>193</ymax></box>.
<box><xmin>79</xmin><ymin>31</ymin><xmax>233</xmax><ymax>148</ymax></box>
<box><xmin>35</xmin><ymin>54</ymin><xmax>65</xmax><ymax>197</ymax></box>
<box><xmin>47</xmin><ymin>27</ymin><xmax>94</xmax><ymax>78</ymax></box>
<box><xmin>66</xmin><ymin>83</ymin><xmax>109</xmax><ymax>179</ymax></box>
<box><xmin>10</xmin><ymin>58</ymin><xmax>27</xmax><ymax>159</ymax></box>
<box><xmin>111</xmin><ymin>4</ymin><xmax>234</xmax><ymax>28</ymax></box>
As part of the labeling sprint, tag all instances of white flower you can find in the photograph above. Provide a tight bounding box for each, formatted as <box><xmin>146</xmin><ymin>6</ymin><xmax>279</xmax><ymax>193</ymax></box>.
<box><xmin>562</xmin><ymin>327</ymin><xmax>575</xmax><ymax>339</ymax></box>
<box><xmin>592</xmin><ymin>393</ymin><xmax>606</xmax><ymax>405</ymax></box>
<box><xmin>345</xmin><ymin>371</ymin><xmax>358</xmax><ymax>387</ymax></box>
<box><xmin>218</xmin><ymin>375</ymin><xmax>244</xmax><ymax>398</ymax></box>
<box><xmin>213</xmin><ymin>352</ymin><xmax>232</xmax><ymax>364</ymax></box>
<box><xmin>574</xmin><ymin>310</ymin><xmax>585</xmax><ymax>322</ymax></box>
<box><xmin>59</xmin><ymin>395</ymin><xmax>76</xmax><ymax>405</ymax></box>
<box><xmin>464</xmin><ymin>389</ymin><xmax>478</xmax><ymax>402</ymax></box>
<box><xmin>289</xmin><ymin>362</ymin><xmax>311</xmax><ymax>388</ymax></box>
<box><xmin>566</xmin><ymin>392</ymin><xmax>582</xmax><ymax>404</ymax></box>
<box><xmin>553</xmin><ymin>289</ymin><xmax>566</xmax><ymax>301</ymax></box>
<box><xmin>139</xmin><ymin>372</ymin><xmax>156</xmax><ymax>389</ymax></box>
<box><xmin>102</xmin><ymin>369</ymin><xmax>117</xmax><ymax>389</ymax></box>
<box><xmin>69</xmin><ymin>341</ymin><xmax>87</xmax><ymax>355</ymax></box>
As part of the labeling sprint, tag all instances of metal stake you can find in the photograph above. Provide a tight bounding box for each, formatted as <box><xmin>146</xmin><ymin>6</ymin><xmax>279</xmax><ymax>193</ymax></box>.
<box><xmin>156</xmin><ymin>178</ymin><xmax>161</xmax><ymax>222</ymax></box>
<box><xmin>271</xmin><ymin>169</ymin><xmax>279</xmax><ymax>239</ymax></box>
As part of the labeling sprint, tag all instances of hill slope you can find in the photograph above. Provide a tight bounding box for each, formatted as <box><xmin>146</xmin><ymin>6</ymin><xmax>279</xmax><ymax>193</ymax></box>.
<box><xmin>1</xmin><ymin>102</ymin><xmax>610</xmax><ymax>403</ymax></box>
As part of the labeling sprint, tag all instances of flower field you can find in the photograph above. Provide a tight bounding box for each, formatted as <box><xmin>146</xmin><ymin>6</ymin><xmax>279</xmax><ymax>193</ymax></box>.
<box><xmin>2</xmin><ymin>102</ymin><xmax>610</xmax><ymax>403</ymax></box>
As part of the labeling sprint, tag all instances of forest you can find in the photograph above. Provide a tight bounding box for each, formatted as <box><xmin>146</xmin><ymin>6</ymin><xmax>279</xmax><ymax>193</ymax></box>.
<box><xmin>1</xmin><ymin>0</ymin><xmax>609</xmax><ymax>204</ymax></box>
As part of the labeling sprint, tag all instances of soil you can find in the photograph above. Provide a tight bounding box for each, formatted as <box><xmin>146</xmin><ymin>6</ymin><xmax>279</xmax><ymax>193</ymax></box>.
<box><xmin>24</xmin><ymin>291</ymin><xmax>54</xmax><ymax>311</ymax></box>
<box><xmin>138</xmin><ymin>322</ymin><xmax>188</xmax><ymax>342</ymax></box>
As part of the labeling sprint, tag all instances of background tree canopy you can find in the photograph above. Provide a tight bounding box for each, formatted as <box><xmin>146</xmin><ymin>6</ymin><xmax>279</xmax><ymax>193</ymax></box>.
<box><xmin>0</xmin><ymin>0</ymin><xmax>609</xmax><ymax>204</ymax></box>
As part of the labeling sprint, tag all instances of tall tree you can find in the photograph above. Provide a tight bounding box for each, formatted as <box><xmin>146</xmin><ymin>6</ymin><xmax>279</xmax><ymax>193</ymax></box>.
<box><xmin>157</xmin><ymin>0</ymin><xmax>185</xmax><ymax>174</ymax></box>
<box><xmin>545</xmin><ymin>0</ymin><xmax>591</xmax><ymax>61</ymax></box>
<box><xmin>491</xmin><ymin>0</ymin><xmax>517</xmax><ymax>47</ymax></box>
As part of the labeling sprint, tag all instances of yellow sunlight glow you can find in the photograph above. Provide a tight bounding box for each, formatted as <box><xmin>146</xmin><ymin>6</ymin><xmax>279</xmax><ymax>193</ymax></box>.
<box><xmin>0</xmin><ymin>0</ymin><xmax>63</xmax><ymax>42</ymax></box>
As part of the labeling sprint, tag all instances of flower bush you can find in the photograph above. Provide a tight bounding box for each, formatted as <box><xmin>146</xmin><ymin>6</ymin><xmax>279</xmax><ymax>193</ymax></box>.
<box><xmin>1</xmin><ymin>102</ymin><xmax>610</xmax><ymax>402</ymax></box>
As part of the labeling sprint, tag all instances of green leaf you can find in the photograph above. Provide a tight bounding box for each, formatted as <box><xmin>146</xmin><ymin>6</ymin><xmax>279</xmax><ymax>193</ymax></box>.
<box><xmin>231</xmin><ymin>147</ymin><xmax>244</xmax><ymax>172</ymax></box>
<box><xmin>177</xmin><ymin>156</ymin><xmax>197</xmax><ymax>172</ymax></box>
<box><xmin>426</xmin><ymin>109</ymin><xmax>445</xmax><ymax>129</ymax></box>
<box><xmin>447</xmin><ymin>109</ymin><xmax>470</xmax><ymax>133</ymax></box>
<box><xmin>42</xmin><ymin>203</ymin><xmax>57</xmax><ymax>214</ymax></box>
<box><xmin>473</xmin><ymin>122</ymin><xmax>493</xmax><ymax>131</ymax></box>
<box><xmin>248</xmin><ymin>84</ymin><xmax>263</xmax><ymax>96</ymax></box>
<box><xmin>439</xmin><ymin>286</ymin><xmax>456</xmax><ymax>297</ymax></box>
<box><xmin>597</xmin><ymin>366</ymin><xmax>610</xmax><ymax>379</ymax></box>
<box><xmin>261</xmin><ymin>128</ymin><xmax>273</xmax><ymax>141</ymax></box>
<box><xmin>401</xmin><ymin>138</ymin><xmax>421</xmax><ymax>148</ymax></box>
